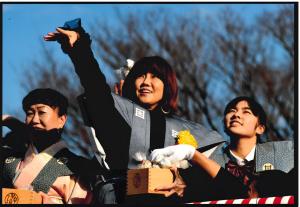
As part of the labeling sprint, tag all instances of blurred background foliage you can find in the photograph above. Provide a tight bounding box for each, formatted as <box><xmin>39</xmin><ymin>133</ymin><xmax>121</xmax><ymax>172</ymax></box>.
<box><xmin>15</xmin><ymin>5</ymin><xmax>294</xmax><ymax>157</ymax></box>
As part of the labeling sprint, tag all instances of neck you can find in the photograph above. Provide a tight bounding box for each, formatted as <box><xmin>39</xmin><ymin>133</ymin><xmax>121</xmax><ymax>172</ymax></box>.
<box><xmin>147</xmin><ymin>104</ymin><xmax>159</xmax><ymax>111</ymax></box>
<box><xmin>229</xmin><ymin>136</ymin><xmax>257</xmax><ymax>159</ymax></box>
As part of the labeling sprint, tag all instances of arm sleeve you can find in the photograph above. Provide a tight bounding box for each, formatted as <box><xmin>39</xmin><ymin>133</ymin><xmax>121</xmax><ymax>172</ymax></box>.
<box><xmin>211</xmin><ymin>167</ymin><xmax>248</xmax><ymax>200</ymax></box>
<box><xmin>63</xmin><ymin>26</ymin><xmax>131</xmax><ymax>169</ymax></box>
<box><xmin>179</xmin><ymin>166</ymin><xmax>248</xmax><ymax>202</ymax></box>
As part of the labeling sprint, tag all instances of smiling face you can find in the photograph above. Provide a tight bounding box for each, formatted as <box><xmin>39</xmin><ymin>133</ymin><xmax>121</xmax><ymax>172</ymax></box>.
<box><xmin>25</xmin><ymin>103</ymin><xmax>66</xmax><ymax>131</ymax></box>
<box><xmin>224</xmin><ymin>100</ymin><xmax>265</xmax><ymax>139</ymax></box>
<box><xmin>135</xmin><ymin>72</ymin><xmax>164</xmax><ymax>110</ymax></box>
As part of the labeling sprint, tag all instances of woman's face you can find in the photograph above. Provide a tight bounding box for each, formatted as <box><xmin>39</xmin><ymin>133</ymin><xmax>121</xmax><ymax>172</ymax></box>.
<box><xmin>135</xmin><ymin>72</ymin><xmax>164</xmax><ymax>110</ymax></box>
<box><xmin>25</xmin><ymin>103</ymin><xmax>66</xmax><ymax>131</ymax></box>
<box><xmin>224</xmin><ymin>100</ymin><xmax>265</xmax><ymax>139</ymax></box>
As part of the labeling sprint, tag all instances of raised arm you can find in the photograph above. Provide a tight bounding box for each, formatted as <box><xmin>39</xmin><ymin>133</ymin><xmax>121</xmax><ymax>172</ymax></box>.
<box><xmin>44</xmin><ymin>19</ymin><xmax>131</xmax><ymax>169</ymax></box>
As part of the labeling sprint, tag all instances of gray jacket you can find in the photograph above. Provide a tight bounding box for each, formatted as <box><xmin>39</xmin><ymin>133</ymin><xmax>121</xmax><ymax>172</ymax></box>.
<box><xmin>209</xmin><ymin>140</ymin><xmax>294</xmax><ymax>173</ymax></box>
<box><xmin>79</xmin><ymin>93</ymin><xmax>225</xmax><ymax>169</ymax></box>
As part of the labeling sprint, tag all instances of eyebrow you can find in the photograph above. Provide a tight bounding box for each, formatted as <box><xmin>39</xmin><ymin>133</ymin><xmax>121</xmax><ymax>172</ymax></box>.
<box><xmin>229</xmin><ymin>106</ymin><xmax>252</xmax><ymax>110</ymax></box>
<box><xmin>28</xmin><ymin>106</ymin><xmax>49</xmax><ymax>110</ymax></box>
<box><xmin>242</xmin><ymin>107</ymin><xmax>252</xmax><ymax>111</ymax></box>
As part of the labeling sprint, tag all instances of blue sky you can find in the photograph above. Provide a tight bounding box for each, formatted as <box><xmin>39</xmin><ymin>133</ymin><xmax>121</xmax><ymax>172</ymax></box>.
<box><xmin>3</xmin><ymin>3</ymin><xmax>283</xmax><ymax>122</ymax></box>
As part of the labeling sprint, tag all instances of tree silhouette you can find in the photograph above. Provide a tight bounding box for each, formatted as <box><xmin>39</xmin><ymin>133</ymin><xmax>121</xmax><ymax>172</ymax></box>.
<box><xmin>18</xmin><ymin>5</ymin><xmax>294</xmax><ymax>156</ymax></box>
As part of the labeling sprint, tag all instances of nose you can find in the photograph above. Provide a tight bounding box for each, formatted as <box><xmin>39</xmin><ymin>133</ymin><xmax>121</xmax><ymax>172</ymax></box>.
<box><xmin>231</xmin><ymin>110</ymin><xmax>241</xmax><ymax>119</ymax></box>
<box><xmin>30</xmin><ymin>112</ymin><xmax>40</xmax><ymax>125</ymax></box>
<box><xmin>141</xmin><ymin>73</ymin><xmax>151</xmax><ymax>85</ymax></box>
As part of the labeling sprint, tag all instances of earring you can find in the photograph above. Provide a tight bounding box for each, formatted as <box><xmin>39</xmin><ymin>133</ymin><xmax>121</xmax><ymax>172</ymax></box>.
<box><xmin>161</xmin><ymin>104</ymin><xmax>170</xmax><ymax>114</ymax></box>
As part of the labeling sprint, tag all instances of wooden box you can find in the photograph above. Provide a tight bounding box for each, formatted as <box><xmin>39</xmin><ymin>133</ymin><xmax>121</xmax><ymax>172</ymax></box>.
<box><xmin>127</xmin><ymin>168</ymin><xmax>173</xmax><ymax>195</ymax></box>
<box><xmin>2</xmin><ymin>188</ymin><xmax>42</xmax><ymax>204</ymax></box>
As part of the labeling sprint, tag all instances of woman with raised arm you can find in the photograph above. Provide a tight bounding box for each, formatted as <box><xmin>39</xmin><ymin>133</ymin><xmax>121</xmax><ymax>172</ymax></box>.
<box><xmin>44</xmin><ymin>18</ymin><xmax>224</xmax><ymax>203</ymax></box>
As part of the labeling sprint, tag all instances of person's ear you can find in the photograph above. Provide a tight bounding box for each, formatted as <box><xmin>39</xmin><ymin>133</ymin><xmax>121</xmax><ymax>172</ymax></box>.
<box><xmin>58</xmin><ymin>115</ymin><xmax>67</xmax><ymax>129</ymax></box>
<box><xmin>256</xmin><ymin>124</ymin><xmax>265</xmax><ymax>135</ymax></box>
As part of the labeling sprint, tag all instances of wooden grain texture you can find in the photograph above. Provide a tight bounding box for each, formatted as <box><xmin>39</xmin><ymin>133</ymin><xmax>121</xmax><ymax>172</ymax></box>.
<box><xmin>127</xmin><ymin>168</ymin><xmax>173</xmax><ymax>195</ymax></box>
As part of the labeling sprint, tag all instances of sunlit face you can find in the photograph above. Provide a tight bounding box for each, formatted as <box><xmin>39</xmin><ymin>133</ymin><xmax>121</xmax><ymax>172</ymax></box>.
<box><xmin>225</xmin><ymin>100</ymin><xmax>265</xmax><ymax>139</ymax></box>
<box><xmin>135</xmin><ymin>72</ymin><xmax>164</xmax><ymax>110</ymax></box>
<box><xmin>25</xmin><ymin>104</ymin><xmax>66</xmax><ymax>131</ymax></box>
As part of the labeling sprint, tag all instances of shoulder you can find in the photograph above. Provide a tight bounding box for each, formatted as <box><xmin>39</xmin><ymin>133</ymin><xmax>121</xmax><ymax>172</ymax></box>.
<box><xmin>256</xmin><ymin>140</ymin><xmax>294</xmax><ymax>173</ymax></box>
<box><xmin>256</xmin><ymin>140</ymin><xmax>294</xmax><ymax>153</ymax></box>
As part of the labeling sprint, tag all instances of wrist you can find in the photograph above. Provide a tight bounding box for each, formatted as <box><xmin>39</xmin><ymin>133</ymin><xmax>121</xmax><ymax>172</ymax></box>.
<box><xmin>188</xmin><ymin>148</ymin><xmax>196</xmax><ymax>160</ymax></box>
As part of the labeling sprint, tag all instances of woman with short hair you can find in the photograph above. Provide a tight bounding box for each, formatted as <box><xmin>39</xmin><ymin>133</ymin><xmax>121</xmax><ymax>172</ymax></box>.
<box><xmin>44</xmin><ymin>18</ymin><xmax>224</xmax><ymax>203</ymax></box>
<box><xmin>2</xmin><ymin>88</ymin><xmax>94</xmax><ymax>204</ymax></box>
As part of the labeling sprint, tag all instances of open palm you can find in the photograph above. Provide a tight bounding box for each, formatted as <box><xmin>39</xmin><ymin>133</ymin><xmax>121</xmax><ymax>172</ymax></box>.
<box><xmin>44</xmin><ymin>28</ymin><xmax>79</xmax><ymax>47</ymax></box>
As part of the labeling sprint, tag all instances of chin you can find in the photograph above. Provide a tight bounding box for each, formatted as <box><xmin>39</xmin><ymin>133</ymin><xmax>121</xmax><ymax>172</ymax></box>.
<box><xmin>227</xmin><ymin>129</ymin><xmax>243</xmax><ymax>136</ymax></box>
<box><xmin>138</xmin><ymin>98</ymin><xmax>152</xmax><ymax>105</ymax></box>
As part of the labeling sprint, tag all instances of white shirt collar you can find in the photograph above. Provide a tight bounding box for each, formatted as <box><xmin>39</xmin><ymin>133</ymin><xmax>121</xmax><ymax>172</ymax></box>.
<box><xmin>229</xmin><ymin>145</ymin><xmax>256</xmax><ymax>166</ymax></box>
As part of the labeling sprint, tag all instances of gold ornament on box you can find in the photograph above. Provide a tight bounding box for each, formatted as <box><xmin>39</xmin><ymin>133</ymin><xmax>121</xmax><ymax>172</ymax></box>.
<box><xmin>176</xmin><ymin>130</ymin><xmax>198</xmax><ymax>148</ymax></box>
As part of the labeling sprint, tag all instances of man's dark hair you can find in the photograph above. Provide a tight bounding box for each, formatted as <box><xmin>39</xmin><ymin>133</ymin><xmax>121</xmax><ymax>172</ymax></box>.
<box><xmin>22</xmin><ymin>88</ymin><xmax>68</xmax><ymax>116</ymax></box>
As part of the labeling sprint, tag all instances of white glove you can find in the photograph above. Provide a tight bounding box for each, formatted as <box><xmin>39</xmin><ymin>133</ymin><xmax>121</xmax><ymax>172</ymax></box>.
<box><xmin>150</xmin><ymin>144</ymin><xmax>196</xmax><ymax>166</ymax></box>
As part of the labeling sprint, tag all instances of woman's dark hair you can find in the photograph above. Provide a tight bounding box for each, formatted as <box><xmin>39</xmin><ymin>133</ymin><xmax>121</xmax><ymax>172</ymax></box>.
<box><xmin>22</xmin><ymin>88</ymin><xmax>69</xmax><ymax>116</ymax></box>
<box><xmin>223</xmin><ymin>96</ymin><xmax>267</xmax><ymax>138</ymax></box>
<box><xmin>122</xmin><ymin>56</ymin><xmax>178</xmax><ymax>113</ymax></box>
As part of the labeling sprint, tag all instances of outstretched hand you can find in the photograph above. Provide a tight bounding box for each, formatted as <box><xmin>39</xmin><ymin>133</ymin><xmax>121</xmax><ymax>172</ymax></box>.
<box><xmin>44</xmin><ymin>28</ymin><xmax>79</xmax><ymax>47</ymax></box>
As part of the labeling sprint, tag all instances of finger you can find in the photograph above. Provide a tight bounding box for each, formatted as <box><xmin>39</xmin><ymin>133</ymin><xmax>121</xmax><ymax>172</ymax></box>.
<box><xmin>47</xmin><ymin>32</ymin><xmax>60</xmax><ymax>36</ymax></box>
<box><xmin>114</xmin><ymin>83</ymin><xmax>119</xmax><ymax>95</ymax></box>
<box><xmin>119</xmin><ymin>79</ymin><xmax>124</xmax><ymax>87</ymax></box>
<box><xmin>177</xmin><ymin>192</ymin><xmax>184</xmax><ymax>197</ymax></box>
<box><xmin>164</xmin><ymin>189</ymin><xmax>176</xmax><ymax>197</ymax></box>
<box><xmin>119</xmin><ymin>80</ymin><xmax>124</xmax><ymax>96</ymax></box>
<box><xmin>43</xmin><ymin>33</ymin><xmax>61</xmax><ymax>41</ymax></box>
<box><xmin>169</xmin><ymin>166</ymin><xmax>178</xmax><ymax>173</ymax></box>
<box><xmin>169</xmin><ymin>166</ymin><xmax>179</xmax><ymax>179</ymax></box>
<box><xmin>44</xmin><ymin>37</ymin><xmax>57</xmax><ymax>41</ymax></box>
<box><xmin>56</xmin><ymin>27</ymin><xmax>70</xmax><ymax>35</ymax></box>
<box><xmin>44</xmin><ymin>32</ymin><xmax>61</xmax><ymax>37</ymax></box>
<box><xmin>155</xmin><ymin>183</ymin><xmax>175</xmax><ymax>191</ymax></box>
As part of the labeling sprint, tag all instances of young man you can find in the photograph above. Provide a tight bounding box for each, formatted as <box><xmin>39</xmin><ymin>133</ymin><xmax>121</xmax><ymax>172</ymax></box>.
<box><xmin>151</xmin><ymin>96</ymin><xmax>294</xmax><ymax>201</ymax></box>
<box><xmin>2</xmin><ymin>88</ymin><xmax>95</xmax><ymax>204</ymax></box>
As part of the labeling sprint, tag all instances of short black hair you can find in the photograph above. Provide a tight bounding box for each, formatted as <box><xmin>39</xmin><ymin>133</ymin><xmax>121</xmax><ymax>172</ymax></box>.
<box><xmin>22</xmin><ymin>88</ymin><xmax>68</xmax><ymax>116</ymax></box>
